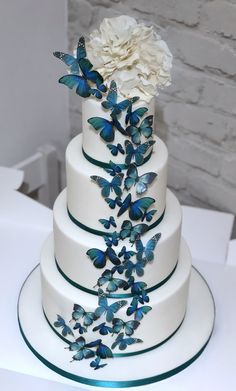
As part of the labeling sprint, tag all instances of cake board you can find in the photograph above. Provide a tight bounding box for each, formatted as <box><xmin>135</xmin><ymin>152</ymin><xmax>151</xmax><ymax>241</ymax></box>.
<box><xmin>17</xmin><ymin>265</ymin><xmax>215</xmax><ymax>390</ymax></box>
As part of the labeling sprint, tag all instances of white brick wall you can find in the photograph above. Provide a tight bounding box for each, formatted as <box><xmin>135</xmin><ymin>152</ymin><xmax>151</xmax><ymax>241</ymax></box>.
<box><xmin>68</xmin><ymin>0</ymin><xmax>236</xmax><ymax>219</ymax></box>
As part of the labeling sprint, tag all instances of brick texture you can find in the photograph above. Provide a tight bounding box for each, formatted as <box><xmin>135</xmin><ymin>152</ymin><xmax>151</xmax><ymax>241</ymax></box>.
<box><xmin>68</xmin><ymin>0</ymin><xmax>236</xmax><ymax>221</ymax></box>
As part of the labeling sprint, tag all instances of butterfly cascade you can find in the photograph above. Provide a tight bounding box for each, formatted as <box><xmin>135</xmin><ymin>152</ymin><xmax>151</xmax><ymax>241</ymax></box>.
<box><xmin>54</xmin><ymin>36</ymin><xmax>107</xmax><ymax>99</ymax></box>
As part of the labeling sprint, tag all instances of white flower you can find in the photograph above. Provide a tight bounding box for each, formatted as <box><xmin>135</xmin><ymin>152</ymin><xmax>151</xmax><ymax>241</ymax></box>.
<box><xmin>86</xmin><ymin>15</ymin><xmax>172</xmax><ymax>102</ymax></box>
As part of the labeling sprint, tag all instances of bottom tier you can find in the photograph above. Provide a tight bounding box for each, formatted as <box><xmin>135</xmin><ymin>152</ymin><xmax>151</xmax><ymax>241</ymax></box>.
<box><xmin>18</xmin><ymin>263</ymin><xmax>215</xmax><ymax>388</ymax></box>
<box><xmin>41</xmin><ymin>235</ymin><xmax>191</xmax><ymax>355</ymax></box>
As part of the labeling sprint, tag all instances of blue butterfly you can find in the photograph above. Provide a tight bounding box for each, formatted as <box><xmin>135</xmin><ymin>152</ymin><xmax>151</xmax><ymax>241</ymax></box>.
<box><xmin>87</xmin><ymin>246</ymin><xmax>120</xmax><ymax>269</ymax></box>
<box><xmin>117</xmin><ymin>194</ymin><xmax>155</xmax><ymax>221</ymax></box>
<box><xmin>95</xmin><ymin>290</ymin><xmax>127</xmax><ymax>322</ymax></box>
<box><xmin>125</xmin><ymin>140</ymin><xmax>155</xmax><ymax>166</ymax></box>
<box><xmin>90</xmin><ymin>356</ymin><xmax>107</xmax><ymax>370</ymax></box>
<box><xmin>92</xmin><ymin>322</ymin><xmax>113</xmax><ymax>335</ymax></box>
<box><xmin>118</xmin><ymin>246</ymin><xmax>136</xmax><ymax>260</ymax></box>
<box><xmin>105</xmin><ymin>196</ymin><xmax>122</xmax><ymax>210</ymax></box>
<box><xmin>119</xmin><ymin>220</ymin><xmax>148</xmax><ymax>243</ymax></box>
<box><xmin>68</xmin><ymin>337</ymin><xmax>95</xmax><ymax>361</ymax></box>
<box><xmin>96</xmin><ymin>269</ymin><xmax>126</xmax><ymax>293</ymax></box>
<box><xmin>72</xmin><ymin>304</ymin><xmax>97</xmax><ymax>327</ymax></box>
<box><xmin>104</xmin><ymin>161</ymin><xmax>123</xmax><ymax>177</ymax></box>
<box><xmin>73</xmin><ymin>322</ymin><xmax>87</xmax><ymax>334</ymax></box>
<box><xmin>99</xmin><ymin>216</ymin><xmax>117</xmax><ymax>229</ymax></box>
<box><xmin>54</xmin><ymin>315</ymin><xmax>74</xmax><ymax>337</ymax></box>
<box><xmin>124</xmin><ymin>164</ymin><xmax>157</xmax><ymax>194</ymax></box>
<box><xmin>88</xmin><ymin>116</ymin><xmax>127</xmax><ymax>142</ymax></box>
<box><xmin>126</xmin><ymin>297</ymin><xmax>152</xmax><ymax>321</ymax></box>
<box><xmin>95</xmin><ymin>341</ymin><xmax>113</xmax><ymax>359</ymax></box>
<box><xmin>111</xmin><ymin>332</ymin><xmax>142</xmax><ymax>351</ymax></box>
<box><xmin>107</xmin><ymin>143</ymin><xmax>125</xmax><ymax>156</ymax></box>
<box><xmin>53</xmin><ymin>36</ymin><xmax>86</xmax><ymax>73</ymax></box>
<box><xmin>90</xmin><ymin>173</ymin><xmax>124</xmax><ymax>198</ymax></box>
<box><xmin>112</xmin><ymin>318</ymin><xmax>140</xmax><ymax>336</ymax></box>
<box><xmin>127</xmin><ymin>115</ymin><xmax>154</xmax><ymax>145</ymax></box>
<box><xmin>103</xmin><ymin>232</ymin><xmax>120</xmax><ymax>247</ymax></box>
<box><xmin>124</xmin><ymin>277</ymin><xmax>147</xmax><ymax>295</ymax></box>
<box><xmin>102</xmin><ymin>80</ymin><xmax>131</xmax><ymax>116</ymax></box>
<box><xmin>141</xmin><ymin>209</ymin><xmax>157</xmax><ymax>222</ymax></box>
<box><xmin>136</xmin><ymin>233</ymin><xmax>162</xmax><ymax>263</ymax></box>
<box><xmin>55</xmin><ymin>38</ymin><xmax>106</xmax><ymax>99</ymax></box>
<box><xmin>125</xmin><ymin>103</ymin><xmax>148</xmax><ymax>126</ymax></box>
<box><xmin>123</xmin><ymin>259</ymin><xmax>146</xmax><ymax>278</ymax></box>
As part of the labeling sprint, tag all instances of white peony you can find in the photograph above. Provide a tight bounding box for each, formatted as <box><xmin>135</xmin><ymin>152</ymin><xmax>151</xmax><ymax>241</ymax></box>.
<box><xmin>86</xmin><ymin>15</ymin><xmax>173</xmax><ymax>102</ymax></box>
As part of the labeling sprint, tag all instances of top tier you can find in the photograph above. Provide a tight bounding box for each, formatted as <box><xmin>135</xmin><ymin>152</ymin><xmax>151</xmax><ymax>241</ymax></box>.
<box><xmin>82</xmin><ymin>97</ymin><xmax>155</xmax><ymax>164</ymax></box>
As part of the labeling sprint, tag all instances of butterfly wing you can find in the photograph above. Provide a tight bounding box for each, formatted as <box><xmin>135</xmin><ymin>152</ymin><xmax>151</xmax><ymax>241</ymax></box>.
<box><xmin>129</xmin><ymin>197</ymin><xmax>155</xmax><ymax>221</ymax></box>
<box><xmin>124</xmin><ymin>320</ymin><xmax>140</xmax><ymax>336</ymax></box>
<box><xmin>96</xmin><ymin>343</ymin><xmax>113</xmax><ymax>359</ymax></box>
<box><xmin>129</xmin><ymin>107</ymin><xmax>148</xmax><ymax>126</ymax></box>
<box><xmin>127</xmin><ymin>125</ymin><xmax>141</xmax><ymax>145</ymax></box>
<box><xmin>106</xmin><ymin>247</ymin><xmax>121</xmax><ymax>266</ymax></box>
<box><xmin>79</xmin><ymin>58</ymin><xmax>104</xmax><ymax>87</ymax></box>
<box><xmin>144</xmin><ymin>233</ymin><xmax>162</xmax><ymax>262</ymax></box>
<box><xmin>117</xmin><ymin>193</ymin><xmax>132</xmax><ymax>217</ymax></box>
<box><xmin>135</xmin><ymin>306</ymin><xmax>152</xmax><ymax>321</ymax></box>
<box><xmin>111</xmin><ymin>173</ymin><xmax>124</xmax><ymax>197</ymax></box>
<box><xmin>88</xmin><ymin>117</ymin><xmax>114</xmax><ymax>142</ymax></box>
<box><xmin>102</xmin><ymin>80</ymin><xmax>117</xmax><ymax>110</ymax></box>
<box><xmin>124</xmin><ymin>164</ymin><xmax>138</xmax><ymax>191</ymax></box>
<box><xmin>53</xmin><ymin>52</ymin><xmax>79</xmax><ymax>73</ymax></box>
<box><xmin>59</xmin><ymin>74</ymin><xmax>90</xmax><ymax>97</ymax></box>
<box><xmin>139</xmin><ymin>115</ymin><xmax>153</xmax><ymax>138</ymax></box>
<box><xmin>76</xmin><ymin>36</ymin><xmax>86</xmax><ymax>60</ymax></box>
<box><xmin>72</xmin><ymin>304</ymin><xmax>85</xmax><ymax>321</ymax></box>
<box><xmin>125</xmin><ymin>140</ymin><xmax>135</xmax><ymax>165</ymax></box>
<box><xmin>86</xmin><ymin>248</ymin><xmax>107</xmax><ymax>268</ymax></box>
<box><xmin>114</xmin><ymin>99</ymin><xmax>131</xmax><ymax>115</ymax></box>
<box><xmin>136</xmin><ymin>172</ymin><xmax>157</xmax><ymax>194</ymax></box>
<box><xmin>130</xmin><ymin>223</ymin><xmax>148</xmax><ymax>243</ymax></box>
<box><xmin>90</xmin><ymin>175</ymin><xmax>111</xmax><ymax>197</ymax></box>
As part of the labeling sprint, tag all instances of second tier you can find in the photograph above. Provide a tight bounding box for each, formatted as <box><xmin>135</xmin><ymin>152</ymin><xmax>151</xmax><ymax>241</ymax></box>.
<box><xmin>54</xmin><ymin>188</ymin><xmax>182</xmax><ymax>295</ymax></box>
<box><xmin>66</xmin><ymin>133</ymin><xmax>168</xmax><ymax>233</ymax></box>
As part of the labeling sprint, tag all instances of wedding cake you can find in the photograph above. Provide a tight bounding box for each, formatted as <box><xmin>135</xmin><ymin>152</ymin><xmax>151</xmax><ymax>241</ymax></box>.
<box><xmin>18</xmin><ymin>15</ymin><xmax>215</xmax><ymax>387</ymax></box>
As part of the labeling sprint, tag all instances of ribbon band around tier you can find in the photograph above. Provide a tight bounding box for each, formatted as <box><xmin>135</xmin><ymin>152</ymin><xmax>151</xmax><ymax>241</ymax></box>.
<box><xmin>55</xmin><ymin>257</ymin><xmax>177</xmax><ymax>298</ymax></box>
<box><xmin>82</xmin><ymin>148</ymin><xmax>152</xmax><ymax>169</ymax></box>
<box><xmin>67</xmin><ymin>207</ymin><xmax>165</xmax><ymax>237</ymax></box>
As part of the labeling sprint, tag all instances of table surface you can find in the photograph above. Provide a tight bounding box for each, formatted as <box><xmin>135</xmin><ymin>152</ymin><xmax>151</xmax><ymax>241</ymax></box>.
<box><xmin>0</xmin><ymin>189</ymin><xmax>235</xmax><ymax>391</ymax></box>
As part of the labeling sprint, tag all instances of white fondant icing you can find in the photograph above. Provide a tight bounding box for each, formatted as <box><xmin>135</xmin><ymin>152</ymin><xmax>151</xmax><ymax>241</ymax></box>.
<box><xmin>82</xmin><ymin>97</ymin><xmax>155</xmax><ymax>164</ymax></box>
<box><xmin>66</xmin><ymin>134</ymin><xmax>168</xmax><ymax>232</ymax></box>
<box><xmin>41</xmin><ymin>236</ymin><xmax>191</xmax><ymax>353</ymax></box>
<box><xmin>54</xmin><ymin>188</ymin><xmax>181</xmax><ymax>292</ymax></box>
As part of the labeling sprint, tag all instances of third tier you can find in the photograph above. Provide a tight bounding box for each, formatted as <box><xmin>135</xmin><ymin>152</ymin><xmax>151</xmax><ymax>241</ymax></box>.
<box><xmin>66</xmin><ymin>133</ymin><xmax>168</xmax><ymax>233</ymax></box>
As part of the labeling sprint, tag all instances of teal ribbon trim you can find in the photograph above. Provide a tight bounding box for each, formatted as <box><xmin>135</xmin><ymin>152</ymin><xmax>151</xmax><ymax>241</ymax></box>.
<box><xmin>67</xmin><ymin>208</ymin><xmax>165</xmax><ymax>238</ymax></box>
<box><xmin>18</xmin><ymin>312</ymin><xmax>213</xmax><ymax>388</ymax></box>
<box><xmin>42</xmin><ymin>308</ymin><xmax>185</xmax><ymax>357</ymax></box>
<box><xmin>82</xmin><ymin>148</ymin><xmax>152</xmax><ymax>169</ymax></box>
<box><xmin>55</xmin><ymin>257</ymin><xmax>178</xmax><ymax>298</ymax></box>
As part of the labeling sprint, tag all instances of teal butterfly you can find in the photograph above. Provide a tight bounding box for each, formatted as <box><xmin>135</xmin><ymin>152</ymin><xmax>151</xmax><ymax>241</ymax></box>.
<box><xmin>112</xmin><ymin>318</ymin><xmax>140</xmax><ymax>336</ymax></box>
<box><xmin>72</xmin><ymin>304</ymin><xmax>97</xmax><ymax>327</ymax></box>
<box><xmin>103</xmin><ymin>231</ymin><xmax>119</xmax><ymax>247</ymax></box>
<box><xmin>125</xmin><ymin>140</ymin><xmax>155</xmax><ymax>166</ymax></box>
<box><xmin>124</xmin><ymin>164</ymin><xmax>157</xmax><ymax>194</ymax></box>
<box><xmin>102</xmin><ymin>80</ymin><xmax>132</xmax><ymax>116</ymax></box>
<box><xmin>92</xmin><ymin>322</ymin><xmax>113</xmax><ymax>335</ymax></box>
<box><xmin>99</xmin><ymin>216</ymin><xmax>117</xmax><ymax>229</ymax></box>
<box><xmin>141</xmin><ymin>209</ymin><xmax>157</xmax><ymax>222</ymax></box>
<box><xmin>104</xmin><ymin>161</ymin><xmax>123</xmax><ymax>177</ymax></box>
<box><xmin>123</xmin><ymin>259</ymin><xmax>146</xmax><ymax>278</ymax></box>
<box><xmin>117</xmin><ymin>193</ymin><xmax>155</xmax><ymax>221</ymax></box>
<box><xmin>73</xmin><ymin>322</ymin><xmax>87</xmax><ymax>334</ymax></box>
<box><xmin>105</xmin><ymin>196</ymin><xmax>122</xmax><ymax>210</ymax></box>
<box><xmin>107</xmin><ymin>143</ymin><xmax>125</xmax><ymax>156</ymax></box>
<box><xmin>119</xmin><ymin>220</ymin><xmax>148</xmax><ymax>243</ymax></box>
<box><xmin>90</xmin><ymin>357</ymin><xmax>107</xmax><ymax>370</ymax></box>
<box><xmin>90</xmin><ymin>173</ymin><xmax>124</xmax><ymax>198</ymax></box>
<box><xmin>136</xmin><ymin>233</ymin><xmax>162</xmax><ymax>263</ymax></box>
<box><xmin>88</xmin><ymin>115</ymin><xmax>127</xmax><ymax>142</ymax></box>
<box><xmin>126</xmin><ymin>296</ymin><xmax>152</xmax><ymax>321</ymax></box>
<box><xmin>118</xmin><ymin>245</ymin><xmax>136</xmax><ymax>260</ymax></box>
<box><xmin>96</xmin><ymin>269</ymin><xmax>126</xmax><ymax>293</ymax></box>
<box><xmin>54</xmin><ymin>315</ymin><xmax>74</xmax><ymax>337</ymax></box>
<box><xmin>68</xmin><ymin>337</ymin><xmax>95</xmax><ymax>361</ymax></box>
<box><xmin>111</xmin><ymin>332</ymin><xmax>142</xmax><ymax>351</ymax></box>
<box><xmin>125</xmin><ymin>102</ymin><xmax>148</xmax><ymax>126</ymax></box>
<box><xmin>54</xmin><ymin>37</ymin><xmax>106</xmax><ymax>99</ymax></box>
<box><xmin>127</xmin><ymin>115</ymin><xmax>153</xmax><ymax>145</ymax></box>
<box><xmin>86</xmin><ymin>246</ymin><xmax>120</xmax><ymax>269</ymax></box>
<box><xmin>95</xmin><ymin>290</ymin><xmax>127</xmax><ymax>322</ymax></box>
